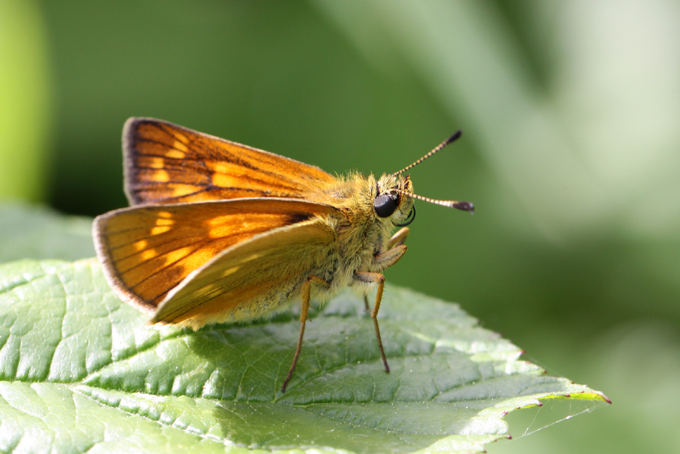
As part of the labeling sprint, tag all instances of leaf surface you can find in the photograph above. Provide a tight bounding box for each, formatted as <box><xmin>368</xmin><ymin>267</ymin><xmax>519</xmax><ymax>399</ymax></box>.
<box><xmin>0</xmin><ymin>259</ymin><xmax>609</xmax><ymax>453</ymax></box>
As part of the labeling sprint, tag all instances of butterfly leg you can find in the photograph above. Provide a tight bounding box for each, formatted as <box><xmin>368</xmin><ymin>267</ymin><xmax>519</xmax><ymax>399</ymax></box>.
<box><xmin>362</xmin><ymin>229</ymin><xmax>408</xmax><ymax>312</ymax></box>
<box><xmin>388</xmin><ymin>227</ymin><xmax>410</xmax><ymax>248</ymax></box>
<box><xmin>364</xmin><ymin>245</ymin><xmax>408</xmax><ymax>312</ymax></box>
<box><xmin>373</xmin><ymin>244</ymin><xmax>408</xmax><ymax>273</ymax></box>
<box><xmin>354</xmin><ymin>271</ymin><xmax>390</xmax><ymax>373</ymax></box>
<box><xmin>282</xmin><ymin>275</ymin><xmax>329</xmax><ymax>393</ymax></box>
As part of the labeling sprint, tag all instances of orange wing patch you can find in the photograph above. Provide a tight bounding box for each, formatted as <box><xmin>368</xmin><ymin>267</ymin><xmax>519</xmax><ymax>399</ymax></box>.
<box><xmin>123</xmin><ymin>118</ymin><xmax>336</xmax><ymax>205</ymax></box>
<box><xmin>93</xmin><ymin>198</ymin><xmax>339</xmax><ymax>315</ymax></box>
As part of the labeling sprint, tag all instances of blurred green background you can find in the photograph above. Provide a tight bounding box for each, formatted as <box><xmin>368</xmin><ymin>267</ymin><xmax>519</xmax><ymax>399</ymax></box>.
<box><xmin>2</xmin><ymin>0</ymin><xmax>679</xmax><ymax>452</ymax></box>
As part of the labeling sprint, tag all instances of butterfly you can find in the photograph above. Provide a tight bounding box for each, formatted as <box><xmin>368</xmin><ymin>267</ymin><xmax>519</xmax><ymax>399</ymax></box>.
<box><xmin>93</xmin><ymin>118</ymin><xmax>473</xmax><ymax>392</ymax></box>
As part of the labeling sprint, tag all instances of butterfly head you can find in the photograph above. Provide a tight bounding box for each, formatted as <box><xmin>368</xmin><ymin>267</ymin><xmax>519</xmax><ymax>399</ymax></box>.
<box><xmin>374</xmin><ymin>173</ymin><xmax>416</xmax><ymax>226</ymax></box>
<box><xmin>373</xmin><ymin>131</ymin><xmax>475</xmax><ymax>227</ymax></box>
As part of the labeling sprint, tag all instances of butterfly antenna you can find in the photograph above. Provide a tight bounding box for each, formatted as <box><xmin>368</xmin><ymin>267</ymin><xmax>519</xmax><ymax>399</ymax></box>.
<box><xmin>395</xmin><ymin>189</ymin><xmax>474</xmax><ymax>213</ymax></box>
<box><xmin>391</xmin><ymin>130</ymin><xmax>462</xmax><ymax>177</ymax></box>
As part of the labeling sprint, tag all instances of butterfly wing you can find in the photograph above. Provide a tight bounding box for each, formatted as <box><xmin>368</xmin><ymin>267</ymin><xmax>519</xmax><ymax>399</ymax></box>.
<box><xmin>123</xmin><ymin>118</ymin><xmax>336</xmax><ymax>205</ymax></box>
<box><xmin>150</xmin><ymin>217</ymin><xmax>337</xmax><ymax>329</ymax></box>
<box><xmin>93</xmin><ymin>198</ymin><xmax>339</xmax><ymax>316</ymax></box>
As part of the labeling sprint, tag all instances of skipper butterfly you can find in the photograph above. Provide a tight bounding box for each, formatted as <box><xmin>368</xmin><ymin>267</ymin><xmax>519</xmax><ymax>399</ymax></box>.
<box><xmin>93</xmin><ymin>118</ymin><xmax>473</xmax><ymax>392</ymax></box>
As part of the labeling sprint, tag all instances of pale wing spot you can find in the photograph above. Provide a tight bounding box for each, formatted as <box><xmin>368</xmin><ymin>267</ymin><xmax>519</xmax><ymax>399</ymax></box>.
<box><xmin>173</xmin><ymin>132</ymin><xmax>189</xmax><ymax>143</ymax></box>
<box><xmin>185</xmin><ymin>249</ymin><xmax>216</xmax><ymax>268</ymax></box>
<box><xmin>157</xmin><ymin>211</ymin><xmax>173</xmax><ymax>219</ymax></box>
<box><xmin>206</xmin><ymin>216</ymin><xmax>229</xmax><ymax>227</ymax></box>
<box><xmin>207</xmin><ymin>225</ymin><xmax>231</xmax><ymax>239</ymax></box>
<box><xmin>141</xmin><ymin>249</ymin><xmax>158</xmax><ymax>261</ymax></box>
<box><xmin>132</xmin><ymin>239</ymin><xmax>148</xmax><ymax>251</ymax></box>
<box><xmin>209</xmin><ymin>161</ymin><xmax>245</xmax><ymax>188</ymax></box>
<box><xmin>243</xmin><ymin>253</ymin><xmax>262</xmax><ymax>262</ymax></box>
<box><xmin>222</xmin><ymin>266</ymin><xmax>240</xmax><ymax>277</ymax></box>
<box><xmin>165</xmin><ymin>149</ymin><xmax>185</xmax><ymax>159</ymax></box>
<box><xmin>154</xmin><ymin>170</ymin><xmax>170</xmax><ymax>182</ymax></box>
<box><xmin>210</xmin><ymin>162</ymin><xmax>239</xmax><ymax>174</ymax></box>
<box><xmin>150</xmin><ymin>225</ymin><xmax>171</xmax><ymax>235</ymax></box>
<box><xmin>212</xmin><ymin>173</ymin><xmax>241</xmax><ymax>188</ymax></box>
<box><xmin>154</xmin><ymin>218</ymin><xmax>174</xmax><ymax>226</ymax></box>
<box><xmin>171</xmin><ymin>184</ymin><xmax>201</xmax><ymax>197</ymax></box>
<box><xmin>164</xmin><ymin>247</ymin><xmax>192</xmax><ymax>265</ymax></box>
<box><xmin>205</xmin><ymin>215</ymin><xmax>232</xmax><ymax>239</ymax></box>
<box><xmin>149</xmin><ymin>157</ymin><xmax>164</xmax><ymax>169</ymax></box>
<box><xmin>171</xmin><ymin>140</ymin><xmax>188</xmax><ymax>153</ymax></box>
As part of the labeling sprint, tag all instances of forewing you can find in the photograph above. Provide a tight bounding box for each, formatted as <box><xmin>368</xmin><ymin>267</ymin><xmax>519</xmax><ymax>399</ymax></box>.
<box><xmin>150</xmin><ymin>218</ymin><xmax>336</xmax><ymax>329</ymax></box>
<box><xmin>93</xmin><ymin>198</ymin><xmax>338</xmax><ymax>315</ymax></box>
<box><xmin>123</xmin><ymin>118</ymin><xmax>336</xmax><ymax>205</ymax></box>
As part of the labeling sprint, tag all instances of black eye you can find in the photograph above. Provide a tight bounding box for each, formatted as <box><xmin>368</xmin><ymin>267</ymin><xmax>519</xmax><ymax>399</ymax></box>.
<box><xmin>395</xmin><ymin>205</ymin><xmax>416</xmax><ymax>227</ymax></box>
<box><xmin>374</xmin><ymin>193</ymin><xmax>397</xmax><ymax>218</ymax></box>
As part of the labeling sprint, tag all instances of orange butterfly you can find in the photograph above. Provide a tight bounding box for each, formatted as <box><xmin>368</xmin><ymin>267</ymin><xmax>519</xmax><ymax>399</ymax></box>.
<box><xmin>93</xmin><ymin>118</ymin><xmax>473</xmax><ymax>392</ymax></box>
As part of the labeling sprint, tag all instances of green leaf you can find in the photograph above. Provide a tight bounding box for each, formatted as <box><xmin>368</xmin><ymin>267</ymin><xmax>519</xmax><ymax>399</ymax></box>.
<box><xmin>0</xmin><ymin>204</ymin><xmax>94</xmax><ymax>263</ymax></box>
<box><xmin>0</xmin><ymin>259</ymin><xmax>609</xmax><ymax>453</ymax></box>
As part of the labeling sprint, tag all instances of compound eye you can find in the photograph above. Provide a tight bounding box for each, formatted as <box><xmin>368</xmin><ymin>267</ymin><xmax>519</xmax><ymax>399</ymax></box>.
<box><xmin>374</xmin><ymin>193</ymin><xmax>398</xmax><ymax>218</ymax></box>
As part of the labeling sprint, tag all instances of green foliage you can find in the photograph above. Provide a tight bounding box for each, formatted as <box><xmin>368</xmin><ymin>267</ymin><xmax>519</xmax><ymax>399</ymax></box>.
<box><xmin>0</xmin><ymin>257</ymin><xmax>608</xmax><ymax>453</ymax></box>
<box><xmin>0</xmin><ymin>0</ymin><xmax>52</xmax><ymax>203</ymax></box>
<box><xmin>0</xmin><ymin>204</ymin><xmax>94</xmax><ymax>263</ymax></box>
